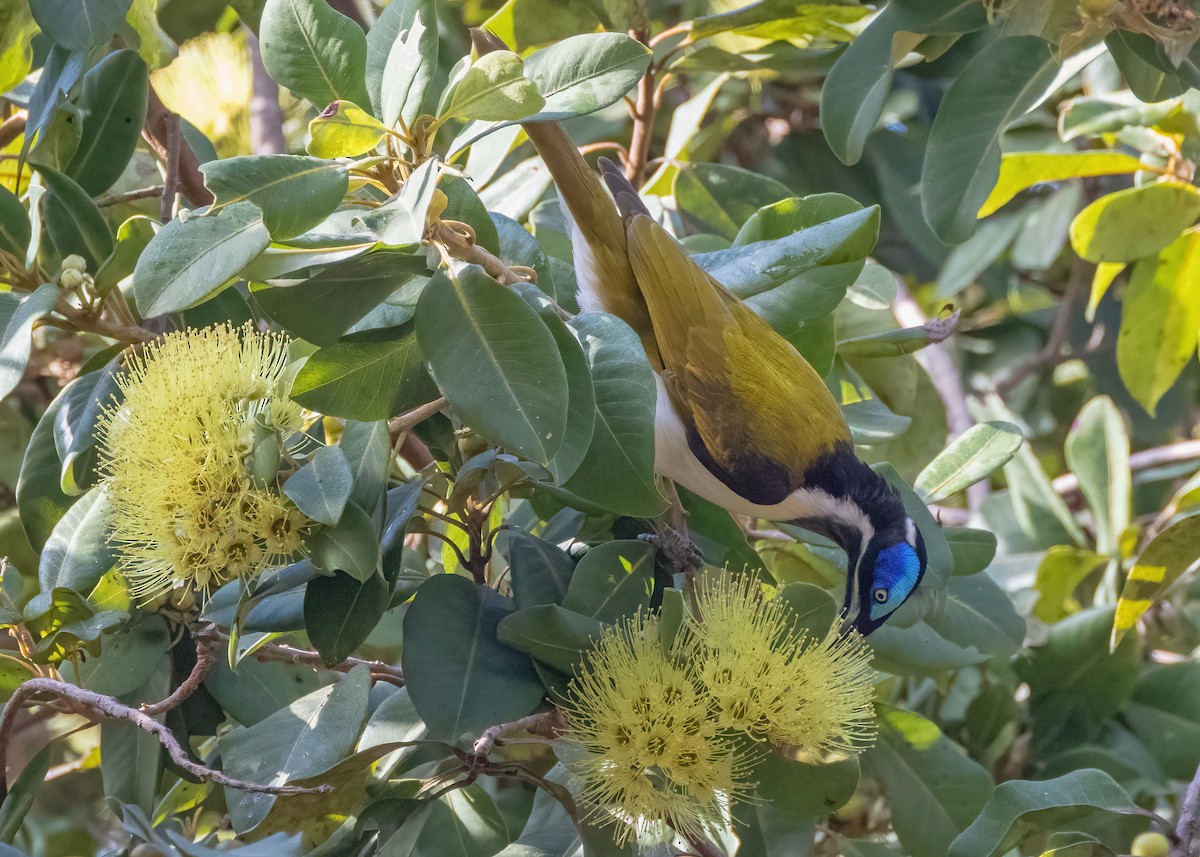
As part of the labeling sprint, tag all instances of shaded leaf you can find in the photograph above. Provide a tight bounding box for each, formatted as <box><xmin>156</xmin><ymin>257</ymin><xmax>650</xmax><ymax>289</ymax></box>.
<box><xmin>202</xmin><ymin>155</ymin><xmax>349</xmax><ymax>240</ymax></box>
<box><xmin>259</xmin><ymin>0</ymin><xmax>370</xmax><ymax>109</ymax></box>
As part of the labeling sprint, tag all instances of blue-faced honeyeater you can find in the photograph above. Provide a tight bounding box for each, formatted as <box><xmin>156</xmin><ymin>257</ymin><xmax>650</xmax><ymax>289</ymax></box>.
<box><xmin>476</xmin><ymin>33</ymin><xmax>928</xmax><ymax>634</ymax></box>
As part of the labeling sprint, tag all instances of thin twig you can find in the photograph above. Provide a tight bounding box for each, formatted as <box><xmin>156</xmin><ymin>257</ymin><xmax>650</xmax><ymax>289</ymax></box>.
<box><xmin>207</xmin><ymin>628</ymin><xmax>405</xmax><ymax>687</ymax></box>
<box><xmin>142</xmin><ymin>85</ymin><xmax>214</xmax><ymax>210</ymax></box>
<box><xmin>1052</xmin><ymin>439</ymin><xmax>1200</xmax><ymax>500</ymax></box>
<box><xmin>625</xmin><ymin>35</ymin><xmax>657</xmax><ymax>186</ymax></box>
<box><xmin>161</xmin><ymin>114</ymin><xmax>181</xmax><ymax>223</ymax></box>
<box><xmin>0</xmin><ymin>114</ymin><xmax>25</xmax><ymax>150</ymax></box>
<box><xmin>54</xmin><ymin>297</ymin><xmax>157</xmax><ymax>345</ymax></box>
<box><xmin>0</xmin><ymin>679</ymin><xmax>328</xmax><ymax>798</ymax></box>
<box><xmin>94</xmin><ymin>185</ymin><xmax>164</xmax><ymax>207</ymax></box>
<box><xmin>472</xmin><ymin>710</ymin><xmax>564</xmax><ymax>761</ymax></box>
<box><xmin>140</xmin><ymin>632</ymin><xmax>218</xmax><ymax>717</ymax></box>
<box><xmin>1173</xmin><ymin>761</ymin><xmax>1200</xmax><ymax>856</ymax></box>
<box><xmin>388</xmin><ymin>397</ymin><xmax>448</xmax><ymax>438</ymax></box>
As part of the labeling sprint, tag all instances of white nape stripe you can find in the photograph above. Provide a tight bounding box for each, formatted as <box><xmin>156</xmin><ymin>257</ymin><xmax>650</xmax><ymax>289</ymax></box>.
<box><xmin>562</xmin><ymin>190</ymin><xmax>606</xmax><ymax>314</ymax></box>
<box><xmin>652</xmin><ymin>378</ymin><xmax>876</xmax><ymax>542</ymax></box>
<box><xmin>905</xmin><ymin>517</ymin><xmax>918</xmax><ymax>547</ymax></box>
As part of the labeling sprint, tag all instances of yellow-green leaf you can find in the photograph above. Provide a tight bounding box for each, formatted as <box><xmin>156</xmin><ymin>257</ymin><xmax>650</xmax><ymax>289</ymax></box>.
<box><xmin>978</xmin><ymin>151</ymin><xmax>1144</xmax><ymax>218</ymax></box>
<box><xmin>1112</xmin><ymin>514</ymin><xmax>1200</xmax><ymax>649</ymax></box>
<box><xmin>441</xmin><ymin>51</ymin><xmax>545</xmax><ymax>123</ymax></box>
<box><xmin>1116</xmin><ymin>230</ymin><xmax>1200</xmax><ymax>415</ymax></box>
<box><xmin>1087</xmin><ymin>261</ymin><xmax>1125</xmax><ymax>321</ymax></box>
<box><xmin>1070</xmin><ymin>181</ymin><xmax>1200</xmax><ymax>263</ymax></box>
<box><xmin>307</xmin><ymin>100</ymin><xmax>388</xmax><ymax>158</ymax></box>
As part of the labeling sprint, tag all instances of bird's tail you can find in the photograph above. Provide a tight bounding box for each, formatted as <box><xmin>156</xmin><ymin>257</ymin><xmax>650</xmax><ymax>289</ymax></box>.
<box><xmin>468</xmin><ymin>29</ymin><xmax>661</xmax><ymax>368</ymax></box>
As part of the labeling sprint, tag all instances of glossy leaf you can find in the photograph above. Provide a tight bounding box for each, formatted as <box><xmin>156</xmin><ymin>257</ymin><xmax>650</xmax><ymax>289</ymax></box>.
<box><xmin>29</xmin><ymin>0</ymin><xmax>131</xmax><ymax>50</ymax></box>
<box><xmin>0</xmin><ymin>186</ymin><xmax>29</xmax><ymax>259</ymax></box>
<box><xmin>16</xmin><ymin>376</ymin><xmax>82</xmax><ymax>550</ymax></box>
<box><xmin>561</xmin><ymin>540</ymin><xmax>656</xmax><ymax>623</ymax></box>
<box><xmin>947</xmin><ymin>769</ymin><xmax>1151</xmax><ymax>857</ymax></box>
<box><xmin>416</xmin><ymin>266</ymin><xmax>568</xmax><ymax>465</ymax></box>
<box><xmin>675</xmin><ymin>163</ymin><xmax>792</xmax><ymax>241</ymax></box>
<box><xmin>307</xmin><ymin>100</ymin><xmax>387</xmax><ymax>158</ymax></box>
<box><xmin>371</xmin><ymin>0</ymin><xmax>439</xmax><ymax>130</ymax></box>
<box><xmin>283</xmin><ymin>445</ymin><xmax>354</xmax><ymax>527</ymax></box>
<box><xmin>978</xmin><ymin>152</ymin><xmax>1144</xmax><ymax>218</ymax></box>
<box><xmin>219</xmin><ymin>665</ymin><xmax>370</xmax><ymax>833</ymax></box>
<box><xmin>1070</xmin><ymin>182</ymin><xmax>1200</xmax><ymax>264</ymax></box>
<box><xmin>75</xmin><ymin>613</ymin><xmax>169</xmax><ymax>698</ymax></box>
<box><xmin>133</xmin><ymin>202</ymin><xmax>270</xmax><ymax>316</ymax></box>
<box><xmin>523</xmin><ymin>32</ymin><xmax>651</xmax><ymax>123</ymax></box>
<box><xmin>202</xmin><ymin>155</ymin><xmax>349</xmax><ymax>240</ymax></box>
<box><xmin>304</xmin><ymin>570</ymin><xmax>389</xmax><ymax>666</ymax></box>
<box><xmin>37</xmin><ymin>487</ymin><xmax>116</xmax><ymax>595</ymax></box>
<box><xmin>560</xmin><ymin>313</ymin><xmax>664</xmax><ymax>517</ymax></box>
<box><xmin>290</xmin><ymin>323</ymin><xmax>439</xmax><ymax>422</ymax></box>
<box><xmin>1112</xmin><ymin>514</ymin><xmax>1200</xmax><ymax>648</ymax></box>
<box><xmin>39</xmin><ymin>166</ymin><xmax>114</xmax><ymax>269</ymax></box>
<box><xmin>402</xmin><ymin>574</ymin><xmax>544</xmax><ymax>741</ymax></box>
<box><xmin>861</xmin><ymin>706</ymin><xmax>994</xmax><ymax>857</ymax></box>
<box><xmin>507</xmin><ymin>530</ymin><xmax>575</xmax><ymax>611</ymax></box>
<box><xmin>0</xmin><ymin>284</ymin><xmax>58</xmax><ymax>403</ymax></box>
<box><xmin>259</xmin><ymin>0</ymin><xmax>370</xmax><ymax>109</ymax></box>
<box><xmin>1116</xmin><ymin>231</ymin><xmax>1200</xmax><ymax>415</ymax></box>
<box><xmin>496</xmin><ymin>602</ymin><xmax>605</xmax><ymax>674</ymax></box>
<box><xmin>307</xmin><ymin>501</ymin><xmax>380</xmax><ymax>582</ymax></box>
<box><xmin>65</xmin><ymin>50</ymin><xmax>149</xmax><ymax>196</ymax></box>
<box><xmin>1125</xmin><ymin>662</ymin><xmax>1200</xmax><ymax>780</ymax></box>
<box><xmin>1064</xmin><ymin>397</ymin><xmax>1130</xmax><ymax>556</ymax></box>
<box><xmin>915</xmin><ymin>421</ymin><xmax>1024</xmax><ymax>504</ymax></box>
<box><xmin>922</xmin><ymin>36</ymin><xmax>1059</xmax><ymax>244</ymax></box>
<box><xmin>1033</xmin><ymin>546</ymin><xmax>1107</xmax><ymax>624</ymax></box>
<box><xmin>442</xmin><ymin>51</ymin><xmax>544</xmax><ymax>122</ymax></box>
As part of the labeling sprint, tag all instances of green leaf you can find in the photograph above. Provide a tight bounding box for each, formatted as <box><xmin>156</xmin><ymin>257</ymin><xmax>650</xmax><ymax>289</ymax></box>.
<box><xmin>1033</xmin><ymin>546</ymin><xmax>1107</xmax><ymax>623</ymax></box>
<box><xmin>202</xmin><ymin>155</ymin><xmax>349</xmax><ymax>240</ymax></box>
<box><xmin>1070</xmin><ymin>182</ymin><xmax>1200</xmax><ymax>264</ymax></box>
<box><xmin>1116</xmin><ymin>231</ymin><xmax>1200</xmax><ymax>415</ymax></box>
<box><xmin>1003</xmin><ymin>443</ymin><xmax>1088</xmax><ymax>548</ymax></box>
<box><xmin>100</xmin><ymin>653</ymin><xmax>169</xmax><ymax>815</ymax></box>
<box><xmin>924</xmin><ymin>573</ymin><xmax>1025</xmax><ymax>659</ymax></box>
<box><xmin>935</xmin><ymin>211</ymin><xmax>1025</xmax><ymax>300</ymax></box>
<box><xmin>339</xmin><ymin>420</ymin><xmax>391</xmax><ymax>514</ymax></box>
<box><xmin>0</xmin><ymin>744</ymin><xmax>52</xmax><ymax>843</ymax></box>
<box><xmin>915</xmin><ymin>421</ymin><xmax>1023</xmax><ymax>504</ymax></box>
<box><xmin>258</xmin><ymin>0</ymin><xmax>370</xmax><ymax>109</ymax></box>
<box><xmin>945</xmin><ymin>527</ymin><xmax>997</xmax><ymax>576</ymax></box>
<box><xmin>1112</xmin><ymin>514</ymin><xmax>1200</xmax><ymax>648</ymax></box>
<box><xmin>291</xmin><ymin>323</ymin><xmax>440</xmax><ymax>422</ymax></box>
<box><xmin>17</xmin><ymin>384</ymin><xmax>77</xmax><ymax>552</ymax></box>
<box><xmin>947</xmin><ymin>769</ymin><xmax>1153</xmax><ymax>857</ymax></box>
<box><xmin>29</xmin><ymin>0</ymin><xmax>131</xmax><ymax>50</ymax></box>
<box><xmin>0</xmin><ymin>284</ymin><xmax>58</xmax><ymax>403</ymax></box>
<box><xmin>860</xmin><ymin>706</ymin><xmax>994</xmax><ymax>857</ymax></box>
<box><xmin>978</xmin><ymin>152</ymin><xmax>1145</xmax><ymax>218</ymax></box>
<box><xmin>820</xmin><ymin>7</ymin><xmax>907</xmax><ymax>166</ymax></box>
<box><xmin>514</xmin><ymin>283</ymin><xmax>595</xmax><ymax>484</ymax></box>
<box><xmin>0</xmin><ymin>1</ymin><xmax>38</xmax><ymax>96</ymax></box>
<box><xmin>0</xmin><ymin>186</ymin><xmax>30</xmax><ymax>259</ymax></box>
<box><xmin>523</xmin><ymin>32</ymin><xmax>650</xmax><ymax>123</ymax></box>
<box><xmin>0</xmin><ymin>652</ymin><xmax>33</xmax><ymax>705</ymax></box>
<box><xmin>55</xmin><ymin>357</ymin><xmax>122</xmax><ymax>495</ymax></box>
<box><xmin>415</xmin><ymin>266</ymin><xmax>568</xmax><ymax>465</ymax></box>
<box><xmin>675</xmin><ymin>164</ymin><xmax>792</xmax><ymax>241</ymax></box>
<box><xmin>64</xmin><ymin>50</ymin><xmax>148</xmax><ymax>196</ymax></box>
<box><xmin>442</xmin><ymin>51</ymin><xmax>544</xmax><ymax>123</ymax></box>
<box><xmin>1016</xmin><ymin>607</ymin><xmax>1139</xmax><ymax>753</ymax></box>
<box><xmin>507</xmin><ymin>530</ymin><xmax>575</xmax><ymax>610</ymax></box>
<box><xmin>219</xmin><ymin>665</ymin><xmax>370</xmax><ymax>833</ymax></box>
<box><xmin>560</xmin><ymin>313</ymin><xmax>664</xmax><ymax>517</ymax></box>
<box><xmin>355</xmin><ymin>156</ymin><xmax>442</xmax><ymax>247</ymax></box>
<box><xmin>496</xmin><ymin>603</ymin><xmax>604</xmax><ymax>675</ymax></box>
<box><xmin>37</xmin><ymin>488</ymin><xmax>115</xmax><ymax>595</ymax></box>
<box><xmin>133</xmin><ymin>202</ymin><xmax>271</xmax><ymax>316</ymax></box>
<box><xmin>1064</xmin><ymin>397</ymin><xmax>1129</xmax><ymax>555</ymax></box>
<box><xmin>254</xmin><ymin>251</ymin><xmax>429</xmax><ymax>346</ymax></box>
<box><xmin>1125</xmin><ymin>662</ymin><xmax>1200</xmax><ymax>780</ymax></box>
<box><xmin>690</xmin><ymin>0</ymin><xmax>865</xmax><ymax>40</ymax></box>
<box><xmin>204</xmin><ymin>655</ymin><xmax>321</xmax><ymax>727</ymax></box>
<box><xmin>304</xmin><ymin>569</ymin><xmax>389</xmax><ymax>666</ymax></box>
<box><xmin>402</xmin><ymin>574</ymin><xmax>544</xmax><ymax>741</ymax></box>
<box><xmin>921</xmin><ymin>36</ymin><xmax>1059</xmax><ymax>244</ymax></box>
<box><xmin>307</xmin><ymin>500</ymin><xmax>380</xmax><ymax>582</ymax></box>
<box><xmin>306</xmin><ymin>100</ymin><xmax>388</xmax><ymax>158</ymax></box>
<box><xmin>481</xmin><ymin>0</ymin><xmax>601</xmax><ymax>53</ymax></box>
<box><xmin>561</xmin><ymin>540</ymin><xmax>655</xmax><ymax>623</ymax></box>
<box><xmin>283</xmin><ymin>445</ymin><xmax>354</xmax><ymax>527</ymax></box>
<box><xmin>753</xmin><ymin>750</ymin><xmax>859</xmax><ymax>818</ymax></box>
<box><xmin>38</xmin><ymin>166</ymin><xmax>114</xmax><ymax>269</ymax></box>
<box><xmin>889</xmin><ymin>0</ymin><xmax>988</xmax><ymax>32</ymax></box>
<box><xmin>75</xmin><ymin>613</ymin><xmax>169</xmax><ymax>697</ymax></box>
<box><xmin>367</xmin><ymin>0</ymin><xmax>438</xmax><ymax>130</ymax></box>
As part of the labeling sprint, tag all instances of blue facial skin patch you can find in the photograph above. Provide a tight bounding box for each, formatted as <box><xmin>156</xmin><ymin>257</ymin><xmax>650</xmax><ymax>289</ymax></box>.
<box><xmin>868</xmin><ymin>543</ymin><xmax>921</xmax><ymax>620</ymax></box>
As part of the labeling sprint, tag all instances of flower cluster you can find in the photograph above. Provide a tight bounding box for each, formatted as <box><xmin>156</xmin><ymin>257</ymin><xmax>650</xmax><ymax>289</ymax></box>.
<box><xmin>560</xmin><ymin>570</ymin><xmax>876</xmax><ymax>847</ymax></box>
<box><xmin>97</xmin><ymin>324</ymin><xmax>308</xmax><ymax>601</ymax></box>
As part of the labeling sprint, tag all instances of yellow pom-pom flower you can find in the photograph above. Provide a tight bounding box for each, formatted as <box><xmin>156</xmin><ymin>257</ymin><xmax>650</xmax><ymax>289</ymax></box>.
<box><xmin>688</xmin><ymin>570</ymin><xmax>877</xmax><ymax>754</ymax></box>
<box><xmin>97</xmin><ymin>324</ymin><xmax>307</xmax><ymax>601</ymax></box>
<box><xmin>561</xmin><ymin>613</ymin><xmax>744</xmax><ymax>846</ymax></box>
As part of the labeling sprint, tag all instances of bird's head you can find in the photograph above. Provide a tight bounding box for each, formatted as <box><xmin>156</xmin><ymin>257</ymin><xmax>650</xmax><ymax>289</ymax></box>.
<box><xmin>842</xmin><ymin>518</ymin><xmax>927</xmax><ymax>636</ymax></box>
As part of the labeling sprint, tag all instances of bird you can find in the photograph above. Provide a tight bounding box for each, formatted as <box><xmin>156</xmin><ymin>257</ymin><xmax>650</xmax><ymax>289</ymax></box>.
<box><xmin>472</xmin><ymin>34</ymin><xmax>927</xmax><ymax>635</ymax></box>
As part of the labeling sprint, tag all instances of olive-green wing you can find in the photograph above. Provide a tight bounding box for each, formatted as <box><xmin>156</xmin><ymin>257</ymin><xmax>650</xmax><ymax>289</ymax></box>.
<box><xmin>624</xmin><ymin>214</ymin><xmax>851</xmax><ymax>501</ymax></box>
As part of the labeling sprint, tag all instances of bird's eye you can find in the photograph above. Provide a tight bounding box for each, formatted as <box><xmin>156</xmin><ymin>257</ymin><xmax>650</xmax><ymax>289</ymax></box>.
<box><xmin>873</xmin><ymin>588</ymin><xmax>888</xmax><ymax>604</ymax></box>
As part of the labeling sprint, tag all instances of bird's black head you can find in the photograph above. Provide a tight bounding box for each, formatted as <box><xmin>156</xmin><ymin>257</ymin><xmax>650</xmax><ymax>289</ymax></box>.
<box><xmin>842</xmin><ymin>520</ymin><xmax>927</xmax><ymax>636</ymax></box>
<box><xmin>790</xmin><ymin>447</ymin><xmax>929</xmax><ymax>636</ymax></box>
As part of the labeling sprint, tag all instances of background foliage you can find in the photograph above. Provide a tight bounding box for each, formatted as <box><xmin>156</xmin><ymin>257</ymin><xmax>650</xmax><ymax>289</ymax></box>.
<box><xmin>2</xmin><ymin>0</ymin><xmax>1200</xmax><ymax>855</ymax></box>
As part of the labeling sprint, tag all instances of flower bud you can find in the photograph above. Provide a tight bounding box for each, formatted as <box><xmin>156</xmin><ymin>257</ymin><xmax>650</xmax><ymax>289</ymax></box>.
<box><xmin>59</xmin><ymin>268</ymin><xmax>84</xmax><ymax>290</ymax></box>
<box><xmin>61</xmin><ymin>254</ymin><xmax>87</xmax><ymax>272</ymax></box>
<box><xmin>1131</xmin><ymin>832</ymin><xmax>1170</xmax><ymax>857</ymax></box>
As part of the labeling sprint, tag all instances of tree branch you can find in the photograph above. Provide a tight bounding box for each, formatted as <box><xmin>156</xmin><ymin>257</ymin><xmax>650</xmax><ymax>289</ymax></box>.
<box><xmin>0</xmin><ymin>678</ymin><xmax>328</xmax><ymax>799</ymax></box>
<box><xmin>54</xmin><ymin>297</ymin><xmax>157</xmax><ymax>345</ymax></box>
<box><xmin>388</xmin><ymin>397</ymin><xmax>448</xmax><ymax>439</ymax></box>
<box><xmin>140</xmin><ymin>632</ymin><xmax>218</xmax><ymax>717</ymax></box>
<box><xmin>94</xmin><ymin>185</ymin><xmax>164</xmax><ymax>207</ymax></box>
<box><xmin>1173</xmin><ymin>760</ymin><xmax>1200</xmax><ymax>857</ymax></box>
<box><xmin>142</xmin><ymin>86</ymin><xmax>214</xmax><ymax>212</ymax></box>
<box><xmin>429</xmin><ymin>220</ymin><xmax>538</xmax><ymax>287</ymax></box>
<box><xmin>1052</xmin><ymin>439</ymin><xmax>1200</xmax><ymax>500</ymax></box>
<box><xmin>208</xmin><ymin>628</ymin><xmax>405</xmax><ymax>687</ymax></box>
<box><xmin>246</xmin><ymin>29</ymin><xmax>287</xmax><ymax>155</ymax></box>
<box><xmin>625</xmin><ymin>36</ymin><xmax>656</xmax><ymax>186</ymax></box>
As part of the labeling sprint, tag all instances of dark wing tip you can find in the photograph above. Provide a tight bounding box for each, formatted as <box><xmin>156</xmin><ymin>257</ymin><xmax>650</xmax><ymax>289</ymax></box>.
<box><xmin>598</xmin><ymin>157</ymin><xmax>651</xmax><ymax>221</ymax></box>
<box><xmin>470</xmin><ymin>28</ymin><xmax>508</xmax><ymax>55</ymax></box>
